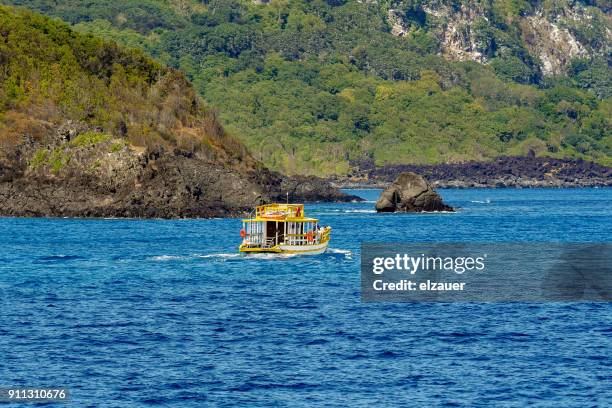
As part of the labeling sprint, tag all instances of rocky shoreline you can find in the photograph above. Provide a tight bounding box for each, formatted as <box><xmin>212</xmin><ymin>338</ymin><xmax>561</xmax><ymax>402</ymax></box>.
<box><xmin>0</xmin><ymin>123</ymin><xmax>359</xmax><ymax>219</ymax></box>
<box><xmin>1</xmin><ymin>122</ymin><xmax>608</xmax><ymax>220</ymax></box>
<box><xmin>329</xmin><ymin>156</ymin><xmax>611</xmax><ymax>189</ymax></box>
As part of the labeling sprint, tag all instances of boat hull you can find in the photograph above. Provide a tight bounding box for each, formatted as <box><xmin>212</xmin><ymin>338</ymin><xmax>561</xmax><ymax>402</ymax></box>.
<box><xmin>240</xmin><ymin>240</ymin><xmax>329</xmax><ymax>255</ymax></box>
<box><xmin>279</xmin><ymin>241</ymin><xmax>329</xmax><ymax>255</ymax></box>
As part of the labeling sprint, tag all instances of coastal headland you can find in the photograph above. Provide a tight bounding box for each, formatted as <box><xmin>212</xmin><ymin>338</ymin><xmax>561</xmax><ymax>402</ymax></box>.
<box><xmin>331</xmin><ymin>156</ymin><xmax>611</xmax><ymax>189</ymax></box>
<box><xmin>0</xmin><ymin>7</ymin><xmax>356</xmax><ymax>219</ymax></box>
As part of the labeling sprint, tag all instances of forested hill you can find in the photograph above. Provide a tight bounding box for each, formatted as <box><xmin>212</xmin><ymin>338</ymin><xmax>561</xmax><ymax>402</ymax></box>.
<box><xmin>4</xmin><ymin>0</ymin><xmax>611</xmax><ymax>176</ymax></box>
<box><xmin>0</xmin><ymin>6</ymin><xmax>352</xmax><ymax>218</ymax></box>
<box><xmin>0</xmin><ymin>4</ymin><xmax>256</xmax><ymax>170</ymax></box>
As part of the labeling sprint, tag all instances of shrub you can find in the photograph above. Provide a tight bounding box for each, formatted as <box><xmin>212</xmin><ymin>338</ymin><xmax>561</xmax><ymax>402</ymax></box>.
<box><xmin>68</xmin><ymin>131</ymin><xmax>112</xmax><ymax>147</ymax></box>
<box><xmin>30</xmin><ymin>149</ymin><xmax>49</xmax><ymax>168</ymax></box>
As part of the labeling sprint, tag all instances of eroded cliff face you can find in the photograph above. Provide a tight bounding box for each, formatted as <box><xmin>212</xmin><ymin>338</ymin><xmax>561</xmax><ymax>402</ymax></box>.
<box><xmin>427</xmin><ymin>2</ymin><xmax>491</xmax><ymax>64</ymax></box>
<box><xmin>0</xmin><ymin>120</ymin><xmax>357</xmax><ymax>218</ymax></box>
<box><xmin>384</xmin><ymin>0</ymin><xmax>610</xmax><ymax>76</ymax></box>
<box><xmin>519</xmin><ymin>7</ymin><xmax>604</xmax><ymax>76</ymax></box>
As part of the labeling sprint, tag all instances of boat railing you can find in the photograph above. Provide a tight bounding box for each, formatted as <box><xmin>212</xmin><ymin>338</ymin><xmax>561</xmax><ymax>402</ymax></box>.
<box><xmin>285</xmin><ymin>234</ymin><xmax>308</xmax><ymax>246</ymax></box>
<box><xmin>243</xmin><ymin>234</ymin><xmax>276</xmax><ymax>248</ymax></box>
<box><xmin>243</xmin><ymin>233</ymin><xmax>264</xmax><ymax>246</ymax></box>
<box><xmin>243</xmin><ymin>228</ymin><xmax>330</xmax><ymax>247</ymax></box>
<box><xmin>285</xmin><ymin>229</ymin><xmax>330</xmax><ymax>246</ymax></box>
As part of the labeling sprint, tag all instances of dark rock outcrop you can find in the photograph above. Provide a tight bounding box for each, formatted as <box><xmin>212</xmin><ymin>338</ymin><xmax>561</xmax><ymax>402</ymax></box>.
<box><xmin>375</xmin><ymin>172</ymin><xmax>453</xmax><ymax>213</ymax></box>
<box><xmin>0</xmin><ymin>122</ymin><xmax>357</xmax><ymax>219</ymax></box>
<box><xmin>280</xmin><ymin>175</ymin><xmax>362</xmax><ymax>203</ymax></box>
<box><xmin>333</xmin><ymin>156</ymin><xmax>612</xmax><ymax>188</ymax></box>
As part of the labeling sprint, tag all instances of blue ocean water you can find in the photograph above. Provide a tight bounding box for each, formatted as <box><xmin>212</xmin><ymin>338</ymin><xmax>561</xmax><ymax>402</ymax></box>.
<box><xmin>0</xmin><ymin>188</ymin><xmax>610</xmax><ymax>407</ymax></box>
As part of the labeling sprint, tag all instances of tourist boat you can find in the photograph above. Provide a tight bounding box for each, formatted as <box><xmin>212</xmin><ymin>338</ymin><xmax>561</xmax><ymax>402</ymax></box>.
<box><xmin>239</xmin><ymin>203</ymin><xmax>331</xmax><ymax>254</ymax></box>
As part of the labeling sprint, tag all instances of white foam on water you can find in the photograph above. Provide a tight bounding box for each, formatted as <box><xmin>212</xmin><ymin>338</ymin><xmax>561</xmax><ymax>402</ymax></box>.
<box><xmin>150</xmin><ymin>253</ymin><xmax>242</xmax><ymax>262</ymax></box>
<box><xmin>150</xmin><ymin>255</ymin><xmax>187</xmax><ymax>261</ymax></box>
<box><xmin>343</xmin><ymin>209</ymin><xmax>376</xmax><ymax>213</ymax></box>
<box><xmin>196</xmin><ymin>253</ymin><xmax>242</xmax><ymax>259</ymax></box>
<box><xmin>248</xmin><ymin>252</ymin><xmax>300</xmax><ymax>260</ymax></box>
<box><xmin>470</xmin><ymin>199</ymin><xmax>491</xmax><ymax>204</ymax></box>
<box><xmin>152</xmin><ymin>249</ymin><xmax>354</xmax><ymax>262</ymax></box>
<box><xmin>327</xmin><ymin>248</ymin><xmax>353</xmax><ymax>259</ymax></box>
<box><xmin>198</xmin><ymin>252</ymin><xmax>303</xmax><ymax>261</ymax></box>
<box><xmin>327</xmin><ymin>248</ymin><xmax>351</xmax><ymax>254</ymax></box>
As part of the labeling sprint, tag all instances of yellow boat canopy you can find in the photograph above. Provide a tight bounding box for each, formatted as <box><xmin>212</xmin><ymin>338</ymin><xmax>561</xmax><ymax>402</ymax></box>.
<box><xmin>242</xmin><ymin>203</ymin><xmax>318</xmax><ymax>223</ymax></box>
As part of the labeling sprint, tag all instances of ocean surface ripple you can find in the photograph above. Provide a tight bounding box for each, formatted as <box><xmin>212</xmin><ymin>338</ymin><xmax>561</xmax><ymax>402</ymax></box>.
<box><xmin>0</xmin><ymin>188</ymin><xmax>610</xmax><ymax>407</ymax></box>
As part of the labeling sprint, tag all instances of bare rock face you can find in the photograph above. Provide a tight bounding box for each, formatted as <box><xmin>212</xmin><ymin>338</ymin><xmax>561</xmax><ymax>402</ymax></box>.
<box><xmin>375</xmin><ymin>172</ymin><xmax>453</xmax><ymax>213</ymax></box>
<box><xmin>520</xmin><ymin>12</ymin><xmax>589</xmax><ymax>76</ymax></box>
<box><xmin>386</xmin><ymin>2</ymin><xmax>607</xmax><ymax>77</ymax></box>
<box><xmin>0</xmin><ymin>122</ymin><xmax>357</xmax><ymax>219</ymax></box>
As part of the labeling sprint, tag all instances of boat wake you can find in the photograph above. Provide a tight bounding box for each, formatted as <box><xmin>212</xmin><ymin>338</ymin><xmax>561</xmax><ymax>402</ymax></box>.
<box><xmin>343</xmin><ymin>209</ymin><xmax>376</xmax><ymax>213</ymax></box>
<box><xmin>243</xmin><ymin>253</ymin><xmax>301</xmax><ymax>260</ymax></box>
<box><xmin>196</xmin><ymin>253</ymin><xmax>242</xmax><ymax>260</ymax></box>
<box><xmin>149</xmin><ymin>248</ymin><xmax>353</xmax><ymax>262</ymax></box>
<box><xmin>326</xmin><ymin>248</ymin><xmax>353</xmax><ymax>259</ymax></box>
<box><xmin>150</xmin><ymin>253</ymin><xmax>243</xmax><ymax>262</ymax></box>
<box><xmin>149</xmin><ymin>255</ymin><xmax>190</xmax><ymax>261</ymax></box>
<box><xmin>149</xmin><ymin>252</ymin><xmax>298</xmax><ymax>262</ymax></box>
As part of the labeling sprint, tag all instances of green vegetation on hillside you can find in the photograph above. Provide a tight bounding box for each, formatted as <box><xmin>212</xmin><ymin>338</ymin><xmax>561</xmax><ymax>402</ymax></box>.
<box><xmin>3</xmin><ymin>0</ymin><xmax>611</xmax><ymax>174</ymax></box>
<box><xmin>0</xmin><ymin>5</ymin><xmax>253</xmax><ymax>169</ymax></box>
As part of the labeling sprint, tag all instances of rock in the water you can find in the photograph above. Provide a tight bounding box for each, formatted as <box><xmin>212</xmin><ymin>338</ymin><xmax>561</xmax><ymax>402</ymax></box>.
<box><xmin>375</xmin><ymin>172</ymin><xmax>453</xmax><ymax>212</ymax></box>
